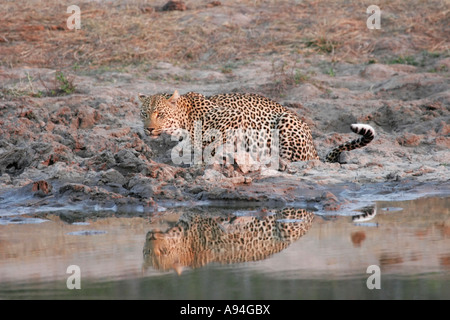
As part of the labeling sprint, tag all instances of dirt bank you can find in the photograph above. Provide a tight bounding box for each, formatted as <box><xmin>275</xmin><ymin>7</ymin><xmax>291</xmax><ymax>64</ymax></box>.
<box><xmin>0</xmin><ymin>0</ymin><xmax>449</xmax><ymax>217</ymax></box>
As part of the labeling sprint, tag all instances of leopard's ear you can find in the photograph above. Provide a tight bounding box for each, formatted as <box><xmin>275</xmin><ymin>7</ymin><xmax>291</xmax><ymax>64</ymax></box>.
<box><xmin>168</xmin><ymin>90</ymin><xmax>180</xmax><ymax>106</ymax></box>
<box><xmin>138</xmin><ymin>93</ymin><xmax>148</xmax><ymax>102</ymax></box>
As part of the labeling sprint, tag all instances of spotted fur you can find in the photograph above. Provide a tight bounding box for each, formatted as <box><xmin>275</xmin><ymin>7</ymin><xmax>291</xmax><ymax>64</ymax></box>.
<box><xmin>138</xmin><ymin>91</ymin><xmax>375</xmax><ymax>163</ymax></box>
<box><xmin>325</xmin><ymin>124</ymin><xmax>375</xmax><ymax>162</ymax></box>
<box><xmin>143</xmin><ymin>208</ymin><xmax>314</xmax><ymax>273</ymax></box>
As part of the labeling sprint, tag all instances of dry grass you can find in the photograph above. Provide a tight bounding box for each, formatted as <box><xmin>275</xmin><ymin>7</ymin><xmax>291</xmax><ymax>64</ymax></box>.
<box><xmin>0</xmin><ymin>0</ymin><xmax>448</xmax><ymax>72</ymax></box>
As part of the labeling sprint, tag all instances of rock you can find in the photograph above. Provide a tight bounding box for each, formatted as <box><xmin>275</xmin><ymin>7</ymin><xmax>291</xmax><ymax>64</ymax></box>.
<box><xmin>321</xmin><ymin>191</ymin><xmax>338</xmax><ymax>202</ymax></box>
<box><xmin>203</xmin><ymin>168</ymin><xmax>225</xmax><ymax>182</ymax></box>
<box><xmin>397</xmin><ymin>133</ymin><xmax>422</xmax><ymax>147</ymax></box>
<box><xmin>0</xmin><ymin>147</ymin><xmax>32</xmax><ymax>175</ymax></box>
<box><xmin>32</xmin><ymin>180</ymin><xmax>53</xmax><ymax>197</ymax></box>
<box><xmin>114</xmin><ymin>149</ymin><xmax>146</xmax><ymax>173</ymax></box>
<box><xmin>100</xmin><ymin>169</ymin><xmax>127</xmax><ymax>186</ymax></box>
<box><xmin>0</xmin><ymin>173</ymin><xmax>11</xmax><ymax>185</ymax></box>
<box><xmin>59</xmin><ymin>183</ymin><xmax>125</xmax><ymax>201</ymax></box>
<box><xmin>206</xmin><ymin>1</ymin><xmax>221</xmax><ymax>8</ymax></box>
<box><xmin>127</xmin><ymin>173</ymin><xmax>159</xmax><ymax>199</ymax></box>
<box><xmin>435</xmin><ymin>136</ymin><xmax>450</xmax><ymax>149</ymax></box>
<box><xmin>436</xmin><ymin>121</ymin><xmax>450</xmax><ymax>135</ymax></box>
<box><xmin>59</xmin><ymin>183</ymin><xmax>92</xmax><ymax>195</ymax></box>
<box><xmin>72</xmin><ymin>106</ymin><xmax>101</xmax><ymax>130</ymax></box>
<box><xmin>85</xmin><ymin>151</ymin><xmax>116</xmax><ymax>171</ymax></box>
<box><xmin>412</xmin><ymin>166</ymin><xmax>436</xmax><ymax>176</ymax></box>
<box><xmin>361</xmin><ymin>64</ymin><xmax>396</xmax><ymax>80</ymax></box>
<box><xmin>320</xmin><ymin>191</ymin><xmax>342</xmax><ymax>211</ymax></box>
<box><xmin>229</xmin><ymin>176</ymin><xmax>247</xmax><ymax>185</ymax></box>
<box><xmin>161</xmin><ymin>1</ymin><xmax>187</xmax><ymax>11</ymax></box>
<box><xmin>47</xmin><ymin>162</ymin><xmax>86</xmax><ymax>183</ymax></box>
<box><xmin>187</xmin><ymin>185</ymin><xmax>204</xmax><ymax>194</ymax></box>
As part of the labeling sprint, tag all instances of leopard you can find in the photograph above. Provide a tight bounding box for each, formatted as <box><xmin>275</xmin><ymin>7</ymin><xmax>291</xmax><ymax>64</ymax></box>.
<box><xmin>138</xmin><ymin>90</ymin><xmax>375</xmax><ymax>166</ymax></box>
<box><xmin>142</xmin><ymin>207</ymin><xmax>314</xmax><ymax>274</ymax></box>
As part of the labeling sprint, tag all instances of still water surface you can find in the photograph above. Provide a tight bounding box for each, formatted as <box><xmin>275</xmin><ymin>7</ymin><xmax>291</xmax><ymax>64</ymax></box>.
<box><xmin>0</xmin><ymin>196</ymin><xmax>449</xmax><ymax>299</ymax></box>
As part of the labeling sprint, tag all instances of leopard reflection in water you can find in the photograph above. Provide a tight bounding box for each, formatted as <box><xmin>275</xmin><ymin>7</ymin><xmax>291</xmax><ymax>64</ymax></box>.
<box><xmin>143</xmin><ymin>207</ymin><xmax>314</xmax><ymax>275</ymax></box>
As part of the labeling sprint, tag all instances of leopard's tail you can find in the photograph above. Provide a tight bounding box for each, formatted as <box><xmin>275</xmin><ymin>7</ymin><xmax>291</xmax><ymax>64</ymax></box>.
<box><xmin>325</xmin><ymin>124</ymin><xmax>375</xmax><ymax>163</ymax></box>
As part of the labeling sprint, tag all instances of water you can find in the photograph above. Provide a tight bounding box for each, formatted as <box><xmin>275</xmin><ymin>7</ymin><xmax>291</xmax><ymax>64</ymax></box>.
<box><xmin>0</xmin><ymin>196</ymin><xmax>449</xmax><ymax>300</ymax></box>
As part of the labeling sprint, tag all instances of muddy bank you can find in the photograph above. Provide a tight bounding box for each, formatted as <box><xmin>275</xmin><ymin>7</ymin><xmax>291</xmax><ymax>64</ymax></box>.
<box><xmin>1</xmin><ymin>55</ymin><xmax>449</xmax><ymax>218</ymax></box>
<box><xmin>1</xmin><ymin>0</ymin><xmax>449</xmax><ymax>218</ymax></box>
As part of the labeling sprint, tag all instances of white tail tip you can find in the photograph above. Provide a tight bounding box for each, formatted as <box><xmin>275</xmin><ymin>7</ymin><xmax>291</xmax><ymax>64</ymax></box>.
<box><xmin>350</xmin><ymin>123</ymin><xmax>376</xmax><ymax>137</ymax></box>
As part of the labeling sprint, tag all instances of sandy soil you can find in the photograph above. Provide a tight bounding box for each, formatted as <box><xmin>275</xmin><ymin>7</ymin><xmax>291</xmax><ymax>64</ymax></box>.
<box><xmin>0</xmin><ymin>0</ymin><xmax>449</xmax><ymax>217</ymax></box>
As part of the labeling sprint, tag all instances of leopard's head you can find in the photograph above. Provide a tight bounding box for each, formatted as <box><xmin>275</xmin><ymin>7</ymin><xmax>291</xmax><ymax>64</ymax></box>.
<box><xmin>138</xmin><ymin>90</ymin><xmax>182</xmax><ymax>136</ymax></box>
<box><xmin>143</xmin><ymin>224</ymin><xmax>190</xmax><ymax>275</ymax></box>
